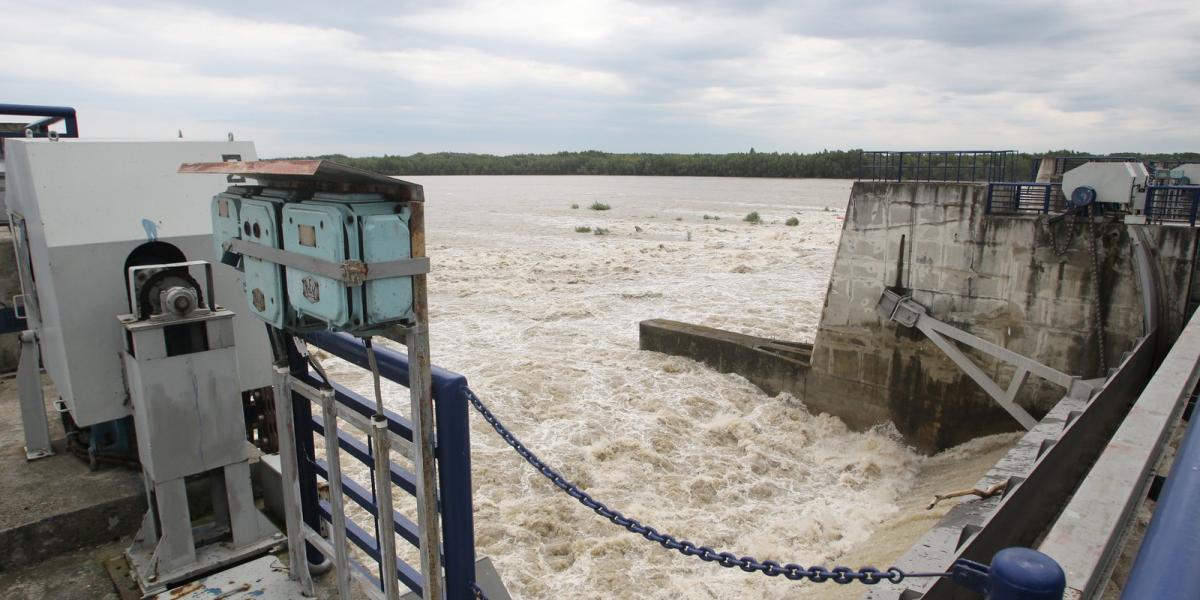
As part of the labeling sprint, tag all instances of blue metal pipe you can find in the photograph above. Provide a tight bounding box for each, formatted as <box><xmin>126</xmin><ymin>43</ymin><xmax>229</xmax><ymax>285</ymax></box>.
<box><xmin>0</xmin><ymin>103</ymin><xmax>78</xmax><ymax>137</ymax></box>
<box><xmin>1122</xmin><ymin>412</ymin><xmax>1200</xmax><ymax>599</ymax></box>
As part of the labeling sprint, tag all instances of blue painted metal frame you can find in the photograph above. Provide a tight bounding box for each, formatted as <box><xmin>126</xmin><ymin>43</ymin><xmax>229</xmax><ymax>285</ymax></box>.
<box><xmin>1122</xmin><ymin>407</ymin><xmax>1200</xmax><ymax>598</ymax></box>
<box><xmin>1144</xmin><ymin>185</ymin><xmax>1200</xmax><ymax>226</ymax></box>
<box><xmin>291</xmin><ymin>331</ymin><xmax>477</xmax><ymax>600</ymax></box>
<box><xmin>0</xmin><ymin>104</ymin><xmax>79</xmax><ymax>138</ymax></box>
<box><xmin>859</xmin><ymin>150</ymin><xmax>1016</xmax><ymax>183</ymax></box>
<box><xmin>985</xmin><ymin>182</ymin><xmax>1063</xmax><ymax>215</ymax></box>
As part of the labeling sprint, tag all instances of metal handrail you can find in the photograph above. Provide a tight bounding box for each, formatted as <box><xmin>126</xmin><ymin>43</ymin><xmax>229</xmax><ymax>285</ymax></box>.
<box><xmin>859</xmin><ymin>150</ymin><xmax>1017</xmax><ymax>183</ymax></box>
<box><xmin>294</xmin><ymin>331</ymin><xmax>477</xmax><ymax>600</ymax></box>
<box><xmin>1122</xmin><ymin>392</ymin><xmax>1200</xmax><ymax>597</ymax></box>
<box><xmin>0</xmin><ymin>103</ymin><xmax>79</xmax><ymax>138</ymax></box>
<box><xmin>1144</xmin><ymin>185</ymin><xmax>1200</xmax><ymax>226</ymax></box>
<box><xmin>985</xmin><ymin>182</ymin><xmax>1064</xmax><ymax>215</ymax></box>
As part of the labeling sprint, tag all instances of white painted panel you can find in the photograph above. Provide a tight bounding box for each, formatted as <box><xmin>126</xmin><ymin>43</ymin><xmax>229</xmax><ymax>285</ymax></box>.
<box><xmin>4</xmin><ymin>139</ymin><xmax>271</xmax><ymax>426</ymax></box>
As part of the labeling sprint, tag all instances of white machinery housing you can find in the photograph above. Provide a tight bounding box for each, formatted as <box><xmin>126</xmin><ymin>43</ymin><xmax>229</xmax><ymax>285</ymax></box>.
<box><xmin>1061</xmin><ymin>161</ymin><xmax>1150</xmax><ymax>212</ymax></box>
<box><xmin>3</xmin><ymin>139</ymin><xmax>272</xmax><ymax>427</ymax></box>
<box><xmin>1167</xmin><ymin>163</ymin><xmax>1200</xmax><ymax>184</ymax></box>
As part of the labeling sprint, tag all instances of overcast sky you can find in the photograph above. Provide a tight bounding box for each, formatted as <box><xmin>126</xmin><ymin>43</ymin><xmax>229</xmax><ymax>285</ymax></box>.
<box><xmin>2</xmin><ymin>0</ymin><xmax>1197</xmax><ymax>157</ymax></box>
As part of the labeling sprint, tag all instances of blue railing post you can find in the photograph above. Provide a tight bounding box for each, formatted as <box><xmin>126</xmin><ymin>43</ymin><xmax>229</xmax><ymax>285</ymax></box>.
<box><xmin>986</xmin><ymin>184</ymin><xmax>995</xmax><ymax>215</ymax></box>
<box><xmin>1190</xmin><ymin>189</ymin><xmax>1198</xmax><ymax>227</ymax></box>
<box><xmin>434</xmin><ymin>377</ymin><xmax>477</xmax><ymax>600</ymax></box>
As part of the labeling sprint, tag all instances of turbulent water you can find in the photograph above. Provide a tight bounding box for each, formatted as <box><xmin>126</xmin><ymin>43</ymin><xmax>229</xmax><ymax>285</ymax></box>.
<box><xmin>317</xmin><ymin>175</ymin><xmax>932</xmax><ymax>599</ymax></box>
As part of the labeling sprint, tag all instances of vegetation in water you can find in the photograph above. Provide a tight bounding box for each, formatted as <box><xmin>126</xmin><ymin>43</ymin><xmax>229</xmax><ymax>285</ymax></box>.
<box><xmin>571</xmin><ymin>203</ymin><xmax>579</xmax><ymax>209</ymax></box>
<box><xmin>574</xmin><ymin>226</ymin><xmax>592</xmax><ymax>233</ymax></box>
<box><xmin>785</xmin><ymin>217</ymin><xmax>799</xmax><ymax>226</ymax></box>
<box><xmin>593</xmin><ymin>227</ymin><xmax>610</xmax><ymax>235</ymax></box>
<box><xmin>743</xmin><ymin>211</ymin><xmax>761</xmax><ymax>224</ymax></box>
<box><xmin>703</xmin><ymin>214</ymin><xmax>720</xmax><ymax>220</ymax></box>
<box><xmin>589</xmin><ymin>202</ymin><xmax>611</xmax><ymax>211</ymax></box>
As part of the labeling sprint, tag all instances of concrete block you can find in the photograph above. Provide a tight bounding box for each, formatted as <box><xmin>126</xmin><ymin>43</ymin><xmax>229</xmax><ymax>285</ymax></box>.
<box><xmin>921</xmin><ymin>203</ymin><xmax>946</xmax><ymax>224</ymax></box>
<box><xmin>849</xmin><ymin>279</ymin><xmax>881</xmax><ymax>308</ymax></box>
<box><xmin>916</xmin><ymin>223</ymin><xmax>943</xmax><ymax>242</ymax></box>
<box><xmin>889</xmin><ymin>204</ymin><xmax>913</xmax><ymax>227</ymax></box>
<box><xmin>972</xmin><ymin>275</ymin><xmax>1009</xmax><ymax>300</ymax></box>
<box><xmin>913</xmin><ymin>241</ymin><xmax>941</xmax><ymax>266</ymax></box>
<box><xmin>911</xmin><ymin>264</ymin><xmax>940</xmax><ymax>291</ymax></box>
<box><xmin>851</xmin><ymin>259</ymin><xmax>885</xmax><ymax>281</ymax></box>
<box><xmin>828</xmin><ymin>347</ymin><xmax>862</xmax><ymax>379</ymax></box>
<box><xmin>638</xmin><ymin>320</ymin><xmax>812</xmax><ymax>398</ymax></box>
<box><xmin>940</xmin><ymin>242</ymin><xmax>976</xmax><ymax>271</ymax></box>
<box><xmin>938</xmin><ymin>269</ymin><xmax>975</xmax><ymax>295</ymax></box>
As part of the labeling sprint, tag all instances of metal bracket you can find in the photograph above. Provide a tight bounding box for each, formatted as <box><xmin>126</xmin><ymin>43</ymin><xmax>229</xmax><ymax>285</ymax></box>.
<box><xmin>227</xmin><ymin>239</ymin><xmax>430</xmax><ymax>286</ymax></box>
<box><xmin>17</xmin><ymin>330</ymin><xmax>53</xmax><ymax>460</ymax></box>
<box><xmin>878</xmin><ymin>290</ymin><xmax>1094</xmax><ymax>430</ymax></box>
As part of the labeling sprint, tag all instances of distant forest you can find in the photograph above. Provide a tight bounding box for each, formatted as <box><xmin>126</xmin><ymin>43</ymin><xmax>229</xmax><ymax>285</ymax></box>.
<box><xmin>291</xmin><ymin>149</ymin><xmax>1200</xmax><ymax>180</ymax></box>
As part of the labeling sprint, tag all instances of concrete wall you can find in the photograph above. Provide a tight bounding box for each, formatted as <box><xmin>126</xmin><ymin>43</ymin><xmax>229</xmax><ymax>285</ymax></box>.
<box><xmin>0</xmin><ymin>228</ymin><xmax>20</xmax><ymax>373</ymax></box>
<box><xmin>805</xmin><ymin>181</ymin><xmax>1197</xmax><ymax>451</ymax></box>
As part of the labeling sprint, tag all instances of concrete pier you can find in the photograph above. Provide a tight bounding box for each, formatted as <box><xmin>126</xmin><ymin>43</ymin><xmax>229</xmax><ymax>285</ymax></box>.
<box><xmin>641</xmin><ymin>181</ymin><xmax>1199</xmax><ymax>452</ymax></box>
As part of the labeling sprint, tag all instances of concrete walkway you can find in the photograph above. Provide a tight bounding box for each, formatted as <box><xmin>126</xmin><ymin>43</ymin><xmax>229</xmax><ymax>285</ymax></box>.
<box><xmin>0</xmin><ymin>373</ymin><xmax>145</xmax><ymax>571</ymax></box>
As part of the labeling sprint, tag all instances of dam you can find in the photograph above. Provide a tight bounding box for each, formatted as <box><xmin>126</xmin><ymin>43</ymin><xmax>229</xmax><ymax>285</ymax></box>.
<box><xmin>1</xmin><ymin>106</ymin><xmax>1198</xmax><ymax>600</ymax></box>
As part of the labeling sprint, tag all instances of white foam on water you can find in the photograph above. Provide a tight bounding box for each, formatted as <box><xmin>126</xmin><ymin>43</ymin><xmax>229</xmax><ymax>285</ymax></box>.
<box><xmin>318</xmin><ymin>176</ymin><xmax>931</xmax><ymax>599</ymax></box>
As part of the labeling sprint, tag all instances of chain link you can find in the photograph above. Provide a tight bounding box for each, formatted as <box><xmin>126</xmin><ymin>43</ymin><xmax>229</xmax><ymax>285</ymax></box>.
<box><xmin>465</xmin><ymin>389</ymin><xmax>949</xmax><ymax>589</ymax></box>
<box><xmin>1085</xmin><ymin>209</ymin><xmax>1107</xmax><ymax>375</ymax></box>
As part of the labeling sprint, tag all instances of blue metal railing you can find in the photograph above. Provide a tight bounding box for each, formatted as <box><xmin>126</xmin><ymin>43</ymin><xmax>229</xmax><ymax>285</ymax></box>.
<box><xmin>860</xmin><ymin>150</ymin><xmax>1017</xmax><ymax>183</ymax></box>
<box><xmin>0</xmin><ymin>103</ymin><xmax>79</xmax><ymax>138</ymax></box>
<box><xmin>1122</xmin><ymin>398</ymin><xmax>1200</xmax><ymax>598</ymax></box>
<box><xmin>1144</xmin><ymin>185</ymin><xmax>1200</xmax><ymax>226</ymax></box>
<box><xmin>985</xmin><ymin>182</ymin><xmax>1064</xmax><ymax>215</ymax></box>
<box><xmin>289</xmin><ymin>332</ymin><xmax>476</xmax><ymax>600</ymax></box>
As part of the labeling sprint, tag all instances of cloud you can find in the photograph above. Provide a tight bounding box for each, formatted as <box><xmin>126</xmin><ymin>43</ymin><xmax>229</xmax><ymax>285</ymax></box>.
<box><xmin>0</xmin><ymin>0</ymin><xmax>1196</xmax><ymax>155</ymax></box>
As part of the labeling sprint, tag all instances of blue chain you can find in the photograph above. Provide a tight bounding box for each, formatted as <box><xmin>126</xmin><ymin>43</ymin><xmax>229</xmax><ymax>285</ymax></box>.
<box><xmin>465</xmin><ymin>389</ymin><xmax>951</xmax><ymax>588</ymax></box>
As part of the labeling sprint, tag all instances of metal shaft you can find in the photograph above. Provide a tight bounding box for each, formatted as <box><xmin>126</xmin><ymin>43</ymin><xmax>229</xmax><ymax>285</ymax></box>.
<box><xmin>271</xmin><ymin>366</ymin><xmax>314</xmax><ymax>594</ymax></box>
<box><xmin>364</xmin><ymin>338</ymin><xmax>387</xmax><ymax>417</ymax></box>
<box><xmin>320</xmin><ymin>387</ymin><xmax>353</xmax><ymax>599</ymax></box>
<box><xmin>371</xmin><ymin>415</ymin><xmax>402</xmax><ymax>600</ymax></box>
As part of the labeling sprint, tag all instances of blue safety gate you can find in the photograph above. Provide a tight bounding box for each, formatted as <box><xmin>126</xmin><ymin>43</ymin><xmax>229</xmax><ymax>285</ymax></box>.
<box><xmin>285</xmin><ymin>331</ymin><xmax>477</xmax><ymax>599</ymax></box>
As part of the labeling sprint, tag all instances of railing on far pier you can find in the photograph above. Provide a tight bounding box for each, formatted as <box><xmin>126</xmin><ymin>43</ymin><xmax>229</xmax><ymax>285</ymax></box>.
<box><xmin>859</xmin><ymin>150</ymin><xmax>1017</xmax><ymax>183</ymax></box>
<box><xmin>1144</xmin><ymin>185</ymin><xmax>1200</xmax><ymax>226</ymax></box>
<box><xmin>985</xmin><ymin>182</ymin><xmax>1065</xmax><ymax>215</ymax></box>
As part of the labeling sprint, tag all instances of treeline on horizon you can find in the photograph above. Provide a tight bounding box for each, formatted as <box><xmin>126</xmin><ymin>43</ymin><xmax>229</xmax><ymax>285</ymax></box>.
<box><xmin>289</xmin><ymin>149</ymin><xmax>1200</xmax><ymax>179</ymax></box>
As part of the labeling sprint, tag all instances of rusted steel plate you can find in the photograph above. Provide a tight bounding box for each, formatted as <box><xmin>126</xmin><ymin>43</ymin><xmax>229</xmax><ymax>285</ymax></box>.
<box><xmin>179</xmin><ymin>159</ymin><xmax>424</xmax><ymax>201</ymax></box>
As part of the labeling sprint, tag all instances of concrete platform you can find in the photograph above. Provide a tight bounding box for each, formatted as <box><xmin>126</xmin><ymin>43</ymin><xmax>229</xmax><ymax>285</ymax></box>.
<box><xmin>0</xmin><ymin>372</ymin><xmax>145</xmax><ymax>572</ymax></box>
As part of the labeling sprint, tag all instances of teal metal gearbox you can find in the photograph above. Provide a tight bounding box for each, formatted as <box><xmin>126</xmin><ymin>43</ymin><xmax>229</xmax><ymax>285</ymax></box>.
<box><xmin>282</xmin><ymin>193</ymin><xmax>414</xmax><ymax>331</ymax></box>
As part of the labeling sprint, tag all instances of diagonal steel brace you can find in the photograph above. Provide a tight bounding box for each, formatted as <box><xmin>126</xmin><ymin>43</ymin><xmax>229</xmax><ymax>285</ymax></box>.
<box><xmin>877</xmin><ymin>290</ymin><xmax>1095</xmax><ymax>429</ymax></box>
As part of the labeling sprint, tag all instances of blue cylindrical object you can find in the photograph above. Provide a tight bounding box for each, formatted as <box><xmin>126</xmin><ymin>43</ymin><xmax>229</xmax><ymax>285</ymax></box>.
<box><xmin>989</xmin><ymin>548</ymin><xmax>1066</xmax><ymax>600</ymax></box>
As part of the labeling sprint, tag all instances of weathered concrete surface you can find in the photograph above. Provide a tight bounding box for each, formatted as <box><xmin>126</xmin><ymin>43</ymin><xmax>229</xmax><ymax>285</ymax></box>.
<box><xmin>638</xmin><ymin>319</ymin><xmax>813</xmax><ymax>396</ymax></box>
<box><xmin>0</xmin><ymin>227</ymin><xmax>21</xmax><ymax>373</ymax></box>
<box><xmin>640</xmin><ymin>181</ymin><xmax>1198</xmax><ymax>452</ymax></box>
<box><xmin>808</xmin><ymin>182</ymin><xmax>1195</xmax><ymax>451</ymax></box>
<box><xmin>0</xmin><ymin>373</ymin><xmax>145</xmax><ymax>571</ymax></box>
<box><xmin>0</xmin><ymin>538</ymin><xmax>354</xmax><ymax>599</ymax></box>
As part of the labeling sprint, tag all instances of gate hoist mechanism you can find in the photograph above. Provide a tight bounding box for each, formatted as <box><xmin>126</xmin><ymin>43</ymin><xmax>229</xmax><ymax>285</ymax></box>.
<box><xmin>1061</xmin><ymin>161</ymin><xmax>1149</xmax><ymax>213</ymax></box>
<box><xmin>120</xmin><ymin>260</ymin><xmax>281</xmax><ymax>593</ymax></box>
